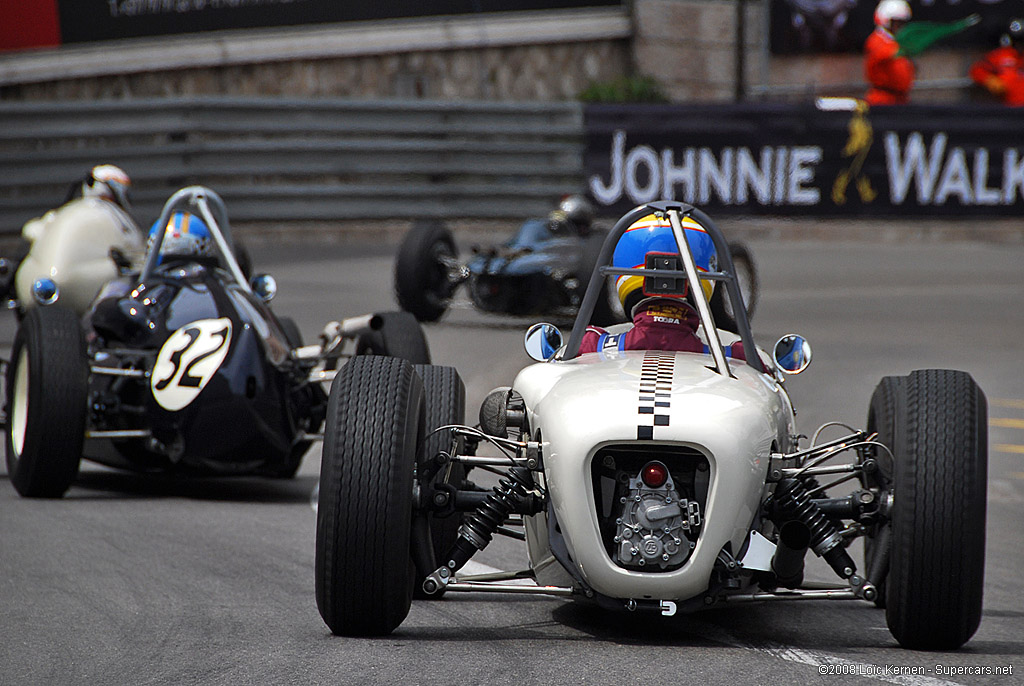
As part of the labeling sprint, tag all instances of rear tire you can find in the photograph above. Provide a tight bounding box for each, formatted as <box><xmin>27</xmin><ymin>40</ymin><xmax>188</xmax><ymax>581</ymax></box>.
<box><xmin>394</xmin><ymin>220</ymin><xmax>457</xmax><ymax>322</ymax></box>
<box><xmin>412</xmin><ymin>364</ymin><xmax>466</xmax><ymax>599</ymax></box>
<box><xmin>728</xmin><ymin>242</ymin><xmax>758</xmax><ymax>321</ymax></box>
<box><xmin>885</xmin><ymin>369</ymin><xmax>987</xmax><ymax>650</ymax></box>
<box><xmin>577</xmin><ymin>232</ymin><xmax>619</xmax><ymax>326</ymax></box>
<box><xmin>863</xmin><ymin>375</ymin><xmax>904</xmax><ymax>608</ymax></box>
<box><xmin>711</xmin><ymin>242</ymin><xmax>759</xmax><ymax>334</ymax></box>
<box><xmin>356</xmin><ymin>311</ymin><xmax>431</xmax><ymax>364</ymax></box>
<box><xmin>315</xmin><ymin>356</ymin><xmax>423</xmax><ymax>636</ymax></box>
<box><xmin>233</xmin><ymin>238</ymin><xmax>253</xmax><ymax>281</ymax></box>
<box><xmin>5</xmin><ymin>306</ymin><xmax>88</xmax><ymax>498</ymax></box>
<box><xmin>269</xmin><ymin>315</ymin><xmax>311</xmax><ymax>479</ymax></box>
<box><xmin>277</xmin><ymin>315</ymin><xmax>303</xmax><ymax>349</ymax></box>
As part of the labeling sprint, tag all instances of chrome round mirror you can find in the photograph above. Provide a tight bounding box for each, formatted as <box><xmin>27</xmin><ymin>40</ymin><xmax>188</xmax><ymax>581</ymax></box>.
<box><xmin>250</xmin><ymin>274</ymin><xmax>277</xmax><ymax>302</ymax></box>
<box><xmin>773</xmin><ymin>334</ymin><xmax>812</xmax><ymax>375</ymax></box>
<box><xmin>524</xmin><ymin>322</ymin><xmax>563</xmax><ymax>362</ymax></box>
<box><xmin>31</xmin><ymin>278</ymin><xmax>59</xmax><ymax>306</ymax></box>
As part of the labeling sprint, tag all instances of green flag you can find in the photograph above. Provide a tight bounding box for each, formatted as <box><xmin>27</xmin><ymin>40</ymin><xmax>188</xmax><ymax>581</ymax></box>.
<box><xmin>895</xmin><ymin>14</ymin><xmax>981</xmax><ymax>57</ymax></box>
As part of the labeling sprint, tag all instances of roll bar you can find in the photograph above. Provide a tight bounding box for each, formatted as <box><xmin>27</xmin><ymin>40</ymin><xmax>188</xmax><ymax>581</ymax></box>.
<box><xmin>139</xmin><ymin>186</ymin><xmax>251</xmax><ymax>294</ymax></box>
<box><xmin>562</xmin><ymin>201</ymin><xmax>764</xmax><ymax>375</ymax></box>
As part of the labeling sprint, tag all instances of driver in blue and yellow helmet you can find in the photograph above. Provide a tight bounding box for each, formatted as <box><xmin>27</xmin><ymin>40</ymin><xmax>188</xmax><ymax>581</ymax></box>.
<box><xmin>580</xmin><ymin>213</ymin><xmax>751</xmax><ymax>359</ymax></box>
<box><xmin>148</xmin><ymin>211</ymin><xmax>216</xmax><ymax>264</ymax></box>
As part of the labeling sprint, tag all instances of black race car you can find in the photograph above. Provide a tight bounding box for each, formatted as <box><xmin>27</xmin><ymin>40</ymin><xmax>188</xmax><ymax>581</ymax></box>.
<box><xmin>4</xmin><ymin>186</ymin><xmax>429</xmax><ymax>498</ymax></box>
<box><xmin>393</xmin><ymin>196</ymin><xmax>758</xmax><ymax>328</ymax></box>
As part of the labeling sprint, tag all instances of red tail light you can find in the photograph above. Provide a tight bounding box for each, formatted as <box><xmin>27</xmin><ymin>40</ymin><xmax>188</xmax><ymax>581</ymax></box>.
<box><xmin>641</xmin><ymin>461</ymin><xmax>669</xmax><ymax>488</ymax></box>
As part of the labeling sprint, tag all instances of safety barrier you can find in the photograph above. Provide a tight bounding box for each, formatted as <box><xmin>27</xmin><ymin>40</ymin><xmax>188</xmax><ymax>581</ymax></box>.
<box><xmin>584</xmin><ymin>101</ymin><xmax>1024</xmax><ymax>218</ymax></box>
<box><xmin>0</xmin><ymin>98</ymin><xmax>584</xmax><ymax>233</ymax></box>
<box><xmin>5</xmin><ymin>97</ymin><xmax>1022</xmax><ymax>235</ymax></box>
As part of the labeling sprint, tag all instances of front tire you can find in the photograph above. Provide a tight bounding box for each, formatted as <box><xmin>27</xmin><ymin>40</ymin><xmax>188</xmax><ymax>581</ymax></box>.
<box><xmin>315</xmin><ymin>356</ymin><xmax>423</xmax><ymax>636</ymax></box>
<box><xmin>5</xmin><ymin>306</ymin><xmax>88</xmax><ymax>498</ymax></box>
<box><xmin>885</xmin><ymin>369</ymin><xmax>987</xmax><ymax>650</ymax></box>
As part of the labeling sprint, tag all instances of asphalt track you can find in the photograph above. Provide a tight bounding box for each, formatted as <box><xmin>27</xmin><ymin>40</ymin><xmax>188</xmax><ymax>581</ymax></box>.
<box><xmin>1</xmin><ymin>231</ymin><xmax>1022</xmax><ymax>686</ymax></box>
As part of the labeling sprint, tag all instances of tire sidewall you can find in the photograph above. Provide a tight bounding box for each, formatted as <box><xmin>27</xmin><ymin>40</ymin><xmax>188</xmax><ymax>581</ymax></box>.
<box><xmin>5</xmin><ymin>306</ymin><xmax>87</xmax><ymax>497</ymax></box>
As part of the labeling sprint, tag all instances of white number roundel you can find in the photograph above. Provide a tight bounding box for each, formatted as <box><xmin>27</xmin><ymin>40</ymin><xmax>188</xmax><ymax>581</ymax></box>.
<box><xmin>151</xmin><ymin>318</ymin><xmax>233</xmax><ymax>411</ymax></box>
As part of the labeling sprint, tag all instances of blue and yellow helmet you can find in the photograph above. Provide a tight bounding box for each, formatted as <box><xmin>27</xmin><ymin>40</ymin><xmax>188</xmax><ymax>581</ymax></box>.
<box><xmin>612</xmin><ymin>213</ymin><xmax>717</xmax><ymax>310</ymax></box>
<box><xmin>148</xmin><ymin>212</ymin><xmax>214</xmax><ymax>260</ymax></box>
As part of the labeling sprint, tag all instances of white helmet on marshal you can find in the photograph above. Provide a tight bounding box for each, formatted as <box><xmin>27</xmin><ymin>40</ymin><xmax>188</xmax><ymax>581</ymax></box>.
<box><xmin>875</xmin><ymin>0</ymin><xmax>911</xmax><ymax>32</ymax></box>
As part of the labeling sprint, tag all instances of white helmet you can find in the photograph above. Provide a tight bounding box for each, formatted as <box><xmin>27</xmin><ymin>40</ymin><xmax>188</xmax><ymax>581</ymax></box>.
<box><xmin>558</xmin><ymin>194</ymin><xmax>595</xmax><ymax>229</ymax></box>
<box><xmin>875</xmin><ymin>0</ymin><xmax>911</xmax><ymax>32</ymax></box>
<box><xmin>82</xmin><ymin>164</ymin><xmax>132</xmax><ymax>208</ymax></box>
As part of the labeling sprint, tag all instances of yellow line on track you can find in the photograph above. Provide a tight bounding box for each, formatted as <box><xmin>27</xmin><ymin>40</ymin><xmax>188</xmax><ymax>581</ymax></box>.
<box><xmin>994</xmin><ymin>444</ymin><xmax>1024</xmax><ymax>455</ymax></box>
<box><xmin>992</xmin><ymin>398</ymin><xmax>1024</xmax><ymax>409</ymax></box>
<box><xmin>991</xmin><ymin>418</ymin><xmax>1024</xmax><ymax>429</ymax></box>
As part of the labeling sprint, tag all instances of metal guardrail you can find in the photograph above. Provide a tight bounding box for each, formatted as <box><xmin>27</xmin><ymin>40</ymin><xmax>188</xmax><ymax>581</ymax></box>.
<box><xmin>0</xmin><ymin>98</ymin><xmax>585</xmax><ymax>233</ymax></box>
<box><xmin>748</xmin><ymin>77</ymin><xmax>974</xmax><ymax>100</ymax></box>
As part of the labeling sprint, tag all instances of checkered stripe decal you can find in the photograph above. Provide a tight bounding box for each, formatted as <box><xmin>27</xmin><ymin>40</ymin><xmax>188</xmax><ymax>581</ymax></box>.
<box><xmin>637</xmin><ymin>351</ymin><xmax>675</xmax><ymax>440</ymax></box>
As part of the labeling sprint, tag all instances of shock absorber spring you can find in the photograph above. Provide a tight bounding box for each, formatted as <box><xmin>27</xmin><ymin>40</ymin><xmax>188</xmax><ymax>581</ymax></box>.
<box><xmin>775</xmin><ymin>477</ymin><xmax>857</xmax><ymax>578</ymax></box>
<box><xmin>442</xmin><ymin>465</ymin><xmax>535</xmax><ymax>575</ymax></box>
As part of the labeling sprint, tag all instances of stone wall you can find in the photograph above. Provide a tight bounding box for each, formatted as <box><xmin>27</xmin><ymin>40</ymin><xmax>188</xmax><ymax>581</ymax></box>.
<box><xmin>0</xmin><ymin>9</ymin><xmax>632</xmax><ymax>102</ymax></box>
<box><xmin>4</xmin><ymin>41</ymin><xmax>631</xmax><ymax>102</ymax></box>
<box><xmin>632</xmin><ymin>0</ymin><xmax>765</xmax><ymax>102</ymax></box>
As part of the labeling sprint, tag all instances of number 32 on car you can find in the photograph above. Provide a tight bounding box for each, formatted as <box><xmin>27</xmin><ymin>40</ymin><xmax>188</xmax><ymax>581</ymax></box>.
<box><xmin>151</xmin><ymin>318</ymin><xmax>232</xmax><ymax>411</ymax></box>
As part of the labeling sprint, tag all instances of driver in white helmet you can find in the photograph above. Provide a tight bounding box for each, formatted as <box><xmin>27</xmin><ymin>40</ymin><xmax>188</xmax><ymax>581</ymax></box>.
<box><xmin>6</xmin><ymin>164</ymin><xmax>145</xmax><ymax>314</ymax></box>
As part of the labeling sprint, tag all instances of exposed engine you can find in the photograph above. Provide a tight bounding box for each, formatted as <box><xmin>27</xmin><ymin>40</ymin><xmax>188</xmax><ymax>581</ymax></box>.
<box><xmin>614</xmin><ymin>469</ymin><xmax>701</xmax><ymax>570</ymax></box>
<box><xmin>591</xmin><ymin>445</ymin><xmax>709</xmax><ymax>573</ymax></box>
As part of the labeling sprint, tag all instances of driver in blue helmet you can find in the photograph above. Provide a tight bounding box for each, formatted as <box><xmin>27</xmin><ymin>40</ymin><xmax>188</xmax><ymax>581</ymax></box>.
<box><xmin>580</xmin><ymin>213</ymin><xmax>751</xmax><ymax>359</ymax></box>
<box><xmin>148</xmin><ymin>211</ymin><xmax>216</xmax><ymax>264</ymax></box>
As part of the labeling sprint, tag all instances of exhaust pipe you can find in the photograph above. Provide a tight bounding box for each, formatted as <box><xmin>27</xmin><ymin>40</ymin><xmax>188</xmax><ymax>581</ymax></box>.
<box><xmin>771</xmin><ymin>521</ymin><xmax>811</xmax><ymax>589</ymax></box>
<box><xmin>332</xmin><ymin>313</ymin><xmax>382</xmax><ymax>338</ymax></box>
<box><xmin>293</xmin><ymin>314</ymin><xmax>384</xmax><ymax>361</ymax></box>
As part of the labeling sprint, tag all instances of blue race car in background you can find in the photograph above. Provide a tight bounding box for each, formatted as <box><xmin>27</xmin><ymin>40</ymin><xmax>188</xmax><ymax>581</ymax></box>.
<box><xmin>393</xmin><ymin>196</ymin><xmax>757</xmax><ymax>329</ymax></box>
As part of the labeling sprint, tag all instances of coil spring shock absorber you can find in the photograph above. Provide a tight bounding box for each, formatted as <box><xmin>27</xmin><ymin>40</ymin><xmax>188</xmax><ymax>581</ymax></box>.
<box><xmin>422</xmin><ymin>465</ymin><xmax>535</xmax><ymax>595</ymax></box>
<box><xmin>775</xmin><ymin>477</ymin><xmax>857</xmax><ymax>578</ymax></box>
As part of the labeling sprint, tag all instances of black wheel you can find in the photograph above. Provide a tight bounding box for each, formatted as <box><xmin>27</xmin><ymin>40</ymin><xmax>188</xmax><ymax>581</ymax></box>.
<box><xmin>5</xmin><ymin>306</ymin><xmax>88</xmax><ymax>498</ymax></box>
<box><xmin>315</xmin><ymin>356</ymin><xmax>423</xmax><ymax>636</ymax></box>
<box><xmin>885</xmin><ymin>369</ymin><xmax>987</xmax><ymax>650</ymax></box>
<box><xmin>412</xmin><ymin>364</ymin><xmax>466</xmax><ymax>599</ymax></box>
<box><xmin>356</xmin><ymin>311</ymin><xmax>431</xmax><ymax>365</ymax></box>
<box><xmin>863</xmin><ymin>375</ymin><xmax>904</xmax><ymax>608</ymax></box>
<box><xmin>266</xmin><ymin>315</ymin><xmax>312</xmax><ymax>478</ymax></box>
<box><xmin>728</xmin><ymin>242</ymin><xmax>758</xmax><ymax>321</ymax></box>
<box><xmin>577</xmin><ymin>232</ymin><xmax>619</xmax><ymax>326</ymax></box>
<box><xmin>277</xmin><ymin>315</ymin><xmax>303</xmax><ymax>349</ymax></box>
<box><xmin>394</xmin><ymin>220</ymin><xmax>458</xmax><ymax>322</ymax></box>
<box><xmin>233</xmin><ymin>238</ymin><xmax>253</xmax><ymax>281</ymax></box>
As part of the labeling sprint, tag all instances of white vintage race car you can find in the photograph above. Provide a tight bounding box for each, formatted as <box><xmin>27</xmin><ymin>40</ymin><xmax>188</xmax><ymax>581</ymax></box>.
<box><xmin>314</xmin><ymin>201</ymin><xmax>987</xmax><ymax>651</ymax></box>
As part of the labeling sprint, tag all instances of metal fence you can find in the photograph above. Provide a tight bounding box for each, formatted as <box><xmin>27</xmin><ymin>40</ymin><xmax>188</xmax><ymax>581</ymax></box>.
<box><xmin>0</xmin><ymin>98</ymin><xmax>585</xmax><ymax>233</ymax></box>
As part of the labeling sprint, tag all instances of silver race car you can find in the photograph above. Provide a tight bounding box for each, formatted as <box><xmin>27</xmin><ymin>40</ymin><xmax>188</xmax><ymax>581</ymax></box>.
<box><xmin>315</xmin><ymin>200</ymin><xmax>986</xmax><ymax>651</ymax></box>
